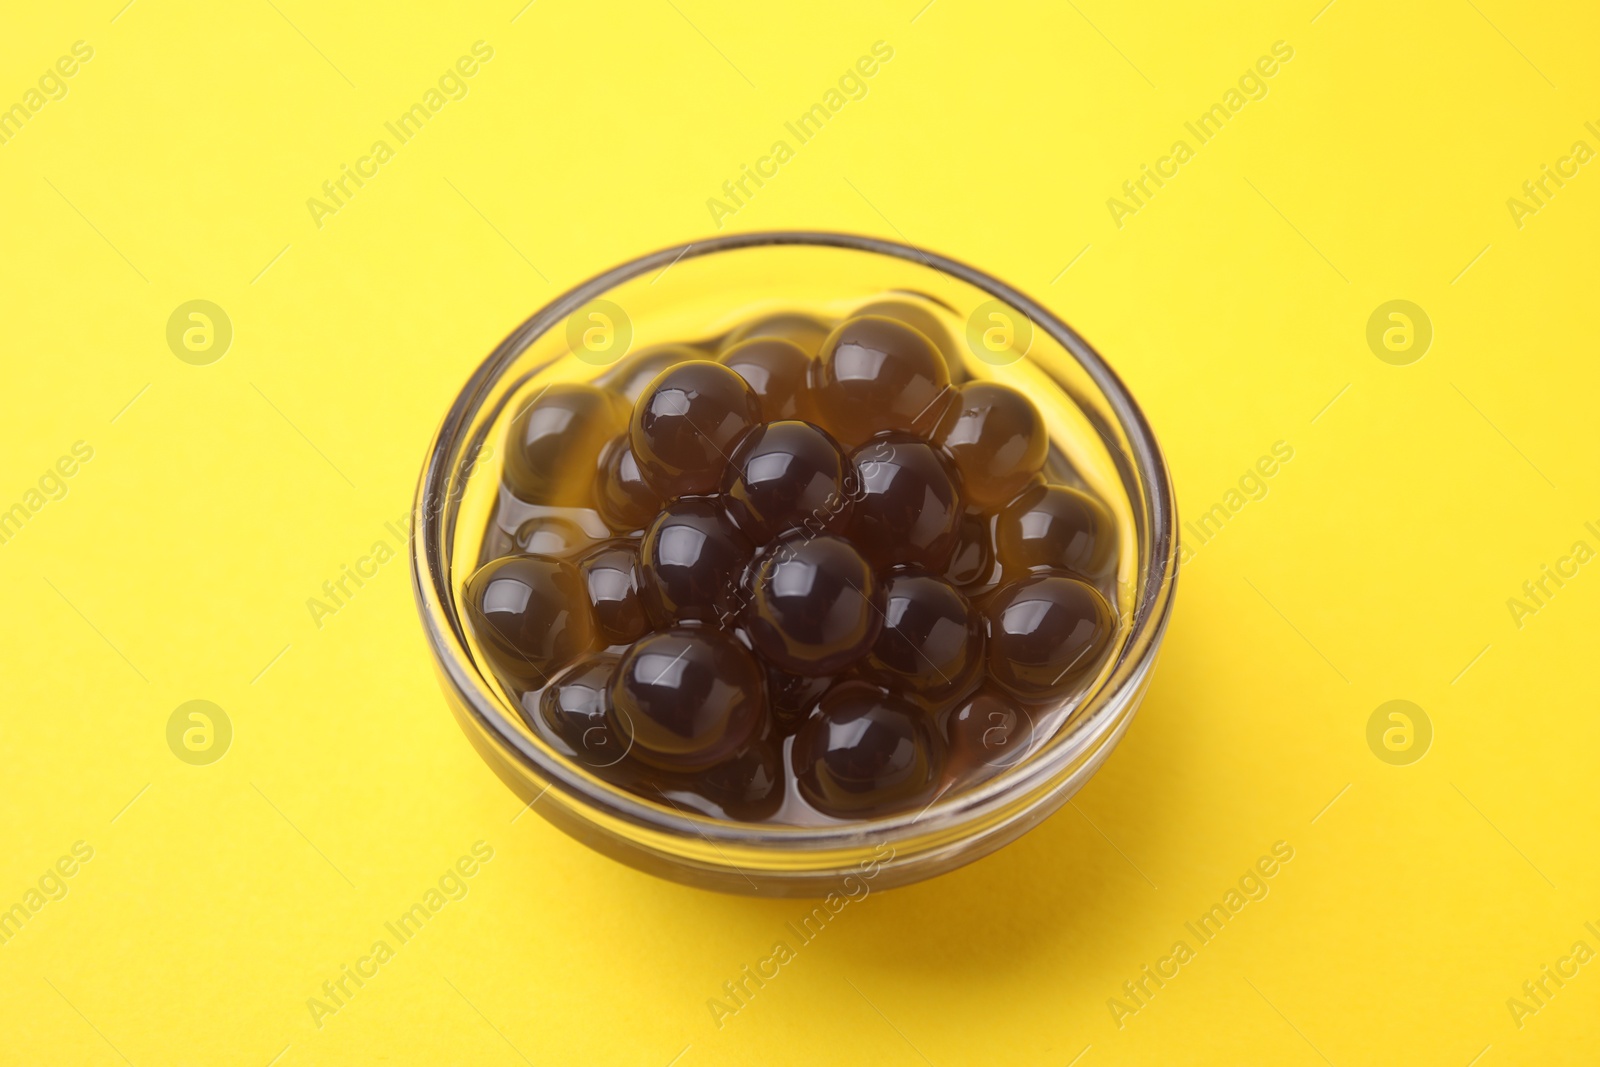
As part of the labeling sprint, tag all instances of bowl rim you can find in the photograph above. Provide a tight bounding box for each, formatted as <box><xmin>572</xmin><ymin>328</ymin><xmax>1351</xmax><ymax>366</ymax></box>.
<box><xmin>411</xmin><ymin>229</ymin><xmax>1178</xmax><ymax>850</ymax></box>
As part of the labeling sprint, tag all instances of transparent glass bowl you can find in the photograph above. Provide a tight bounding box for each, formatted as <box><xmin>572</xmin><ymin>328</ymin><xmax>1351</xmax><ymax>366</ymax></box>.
<box><xmin>411</xmin><ymin>232</ymin><xmax>1177</xmax><ymax>896</ymax></box>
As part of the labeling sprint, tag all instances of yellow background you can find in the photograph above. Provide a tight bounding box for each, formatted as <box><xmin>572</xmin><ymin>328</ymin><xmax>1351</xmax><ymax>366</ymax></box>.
<box><xmin>3</xmin><ymin>0</ymin><xmax>1597</xmax><ymax>1063</ymax></box>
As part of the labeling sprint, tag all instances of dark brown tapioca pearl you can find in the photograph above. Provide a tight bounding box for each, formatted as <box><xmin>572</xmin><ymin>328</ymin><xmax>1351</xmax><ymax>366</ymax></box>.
<box><xmin>984</xmin><ymin>572</ymin><xmax>1113</xmax><ymax>701</ymax></box>
<box><xmin>514</xmin><ymin>515</ymin><xmax>592</xmax><ymax>558</ymax></box>
<box><xmin>946</xmin><ymin>513</ymin><xmax>997</xmax><ymax>590</ymax></box>
<box><xmin>995</xmin><ymin>484</ymin><xmax>1115</xmax><ymax>580</ymax></box>
<box><xmin>609</xmin><ymin>627</ymin><xmax>766</xmax><ymax>772</ymax></box>
<box><xmin>812</xmin><ymin>316</ymin><xmax>952</xmax><ymax>447</ymax></box>
<box><xmin>726</xmin><ymin>538</ymin><xmax>785</xmax><ymax>625</ymax></box>
<box><xmin>631</xmin><ymin>360</ymin><xmax>762</xmax><ymax>498</ymax></box>
<box><xmin>934</xmin><ymin>382</ymin><xmax>1049</xmax><ymax>508</ymax></box>
<box><xmin>864</xmin><ymin>570</ymin><xmax>982</xmax><ymax>705</ymax></box>
<box><xmin>853</xmin><ymin>297</ymin><xmax>965</xmax><ymax>383</ymax></box>
<box><xmin>693</xmin><ymin>739</ymin><xmax>785</xmax><ymax>821</ymax></box>
<box><xmin>723</xmin><ymin>420</ymin><xmax>852</xmax><ymax>543</ymax></box>
<box><xmin>764</xmin><ymin>666</ymin><xmax>832</xmax><ymax>730</ymax></box>
<box><xmin>943</xmin><ymin>688</ymin><xmax>1034</xmax><ymax>779</ymax></box>
<box><xmin>639</xmin><ymin>499</ymin><xmax>753</xmax><ymax>625</ymax></box>
<box><xmin>465</xmin><ymin>555</ymin><xmax>595</xmax><ymax>683</ymax></box>
<box><xmin>732</xmin><ymin>539</ymin><xmax>776</xmax><ymax>603</ymax></box>
<box><xmin>747</xmin><ymin>533</ymin><xmax>883</xmax><ymax>675</ymax></box>
<box><xmin>579</xmin><ymin>541</ymin><xmax>648</xmax><ymax>646</ymax></box>
<box><xmin>847</xmin><ymin>437</ymin><xmax>962</xmax><ymax>571</ymax></box>
<box><xmin>530</xmin><ymin>653</ymin><xmax>631</xmax><ymax>767</ymax></box>
<box><xmin>598</xmin><ymin>344</ymin><xmax>702</xmax><ymax>402</ymax></box>
<box><xmin>719</xmin><ymin>337</ymin><xmax>815</xmax><ymax>422</ymax></box>
<box><xmin>792</xmin><ymin>682</ymin><xmax>942</xmax><ymax>817</ymax></box>
<box><xmin>595</xmin><ymin>435</ymin><xmax>662</xmax><ymax>533</ymax></box>
<box><xmin>722</xmin><ymin>311</ymin><xmax>833</xmax><ymax>355</ymax></box>
<box><xmin>502</xmin><ymin>383</ymin><xmax>629</xmax><ymax>506</ymax></box>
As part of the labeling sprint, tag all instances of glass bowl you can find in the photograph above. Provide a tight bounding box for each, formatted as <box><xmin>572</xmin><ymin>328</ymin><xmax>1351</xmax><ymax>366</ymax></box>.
<box><xmin>410</xmin><ymin>231</ymin><xmax>1177</xmax><ymax>896</ymax></box>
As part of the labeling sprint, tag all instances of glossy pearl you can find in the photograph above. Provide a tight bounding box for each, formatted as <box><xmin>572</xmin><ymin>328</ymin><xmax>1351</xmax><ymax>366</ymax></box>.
<box><xmin>852</xmin><ymin>297</ymin><xmax>964</xmax><ymax>382</ymax></box>
<box><xmin>864</xmin><ymin>570</ymin><xmax>981</xmax><ymax>704</ymax></box>
<box><xmin>502</xmin><ymin>383</ymin><xmax>629</xmax><ymax>506</ymax></box>
<box><xmin>631</xmin><ymin>360</ymin><xmax>762</xmax><ymax>497</ymax></box>
<box><xmin>609</xmin><ymin>627</ymin><xmax>766</xmax><ymax>771</ymax></box>
<box><xmin>639</xmin><ymin>499</ymin><xmax>753</xmax><ymax>626</ymax></box>
<box><xmin>764</xmin><ymin>666</ymin><xmax>832</xmax><ymax>727</ymax></box>
<box><xmin>722</xmin><ymin>311</ymin><xmax>833</xmax><ymax>355</ymax></box>
<box><xmin>723</xmin><ymin>420</ymin><xmax>852</xmax><ymax>543</ymax></box>
<box><xmin>847</xmin><ymin>437</ymin><xmax>962</xmax><ymax>571</ymax></box>
<box><xmin>514</xmin><ymin>515</ymin><xmax>592</xmax><ymax>557</ymax></box>
<box><xmin>994</xmin><ymin>484</ymin><xmax>1115</xmax><ymax>579</ymax></box>
<box><xmin>532</xmin><ymin>653</ymin><xmax>630</xmax><ymax>767</ymax></box>
<box><xmin>598</xmin><ymin>344</ymin><xmax>702</xmax><ymax>402</ymax></box>
<box><xmin>692</xmin><ymin>740</ymin><xmax>784</xmax><ymax>821</ymax></box>
<box><xmin>579</xmin><ymin>540</ymin><xmax>649</xmax><ymax>645</ymax></box>
<box><xmin>934</xmin><ymin>382</ymin><xmax>1048</xmax><ymax>508</ymax></box>
<box><xmin>946</xmin><ymin>512</ymin><xmax>996</xmax><ymax>590</ymax></box>
<box><xmin>719</xmin><ymin>337</ymin><xmax>815</xmax><ymax>421</ymax></box>
<box><xmin>465</xmin><ymin>555</ymin><xmax>595</xmax><ymax>683</ymax></box>
<box><xmin>944</xmin><ymin>688</ymin><xmax>1034</xmax><ymax>777</ymax></box>
<box><xmin>792</xmin><ymin>683</ymin><xmax>941</xmax><ymax>816</ymax></box>
<box><xmin>595</xmin><ymin>434</ymin><xmax>662</xmax><ymax>533</ymax></box>
<box><xmin>747</xmin><ymin>533</ymin><xmax>882</xmax><ymax>675</ymax></box>
<box><xmin>984</xmin><ymin>572</ymin><xmax>1113</xmax><ymax>701</ymax></box>
<box><xmin>811</xmin><ymin>315</ymin><xmax>952</xmax><ymax>446</ymax></box>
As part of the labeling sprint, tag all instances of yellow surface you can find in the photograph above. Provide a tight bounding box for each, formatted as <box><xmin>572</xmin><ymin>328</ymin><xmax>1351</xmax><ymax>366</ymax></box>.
<box><xmin>3</xmin><ymin>1</ymin><xmax>1597</xmax><ymax>1063</ymax></box>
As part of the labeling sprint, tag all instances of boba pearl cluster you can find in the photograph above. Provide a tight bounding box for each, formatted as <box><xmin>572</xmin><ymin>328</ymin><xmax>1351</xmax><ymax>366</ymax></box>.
<box><xmin>464</xmin><ymin>303</ymin><xmax>1119</xmax><ymax>823</ymax></box>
